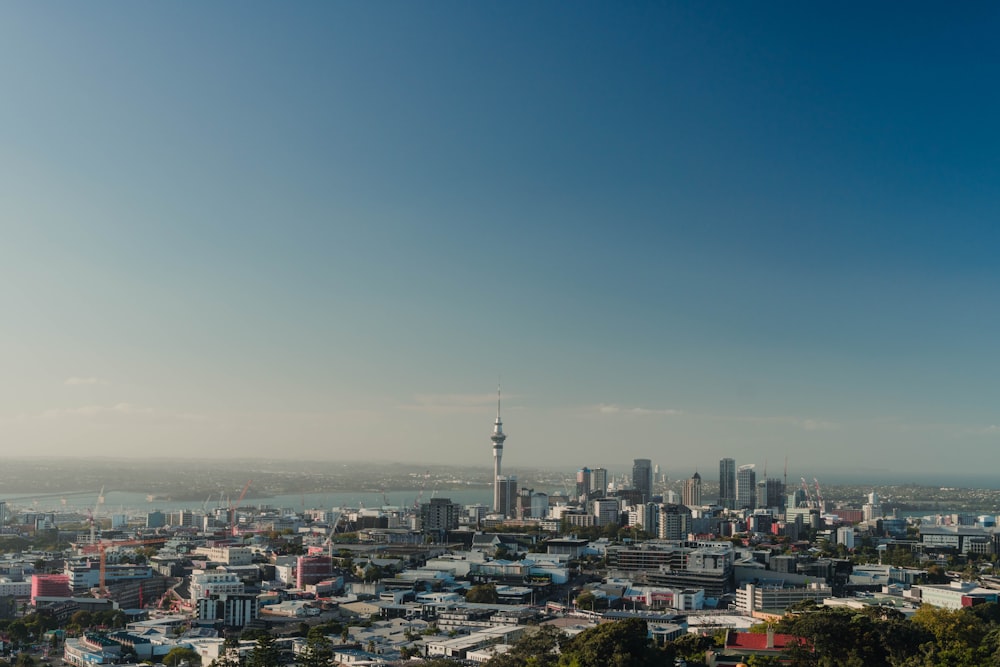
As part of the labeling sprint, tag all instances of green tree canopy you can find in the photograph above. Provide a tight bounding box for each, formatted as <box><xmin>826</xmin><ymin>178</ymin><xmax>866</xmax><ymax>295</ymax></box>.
<box><xmin>466</xmin><ymin>583</ymin><xmax>499</xmax><ymax>604</ymax></box>
<box><xmin>163</xmin><ymin>646</ymin><xmax>202</xmax><ymax>667</ymax></box>
<box><xmin>298</xmin><ymin>633</ymin><xmax>333</xmax><ymax>667</ymax></box>
<box><xmin>246</xmin><ymin>633</ymin><xmax>280</xmax><ymax>667</ymax></box>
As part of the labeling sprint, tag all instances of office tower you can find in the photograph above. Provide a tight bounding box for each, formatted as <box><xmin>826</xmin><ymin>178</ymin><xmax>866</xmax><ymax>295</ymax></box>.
<box><xmin>496</xmin><ymin>476</ymin><xmax>518</xmax><ymax>518</ymax></box>
<box><xmin>719</xmin><ymin>458</ymin><xmax>736</xmax><ymax>509</ymax></box>
<box><xmin>632</xmin><ymin>458</ymin><xmax>653</xmax><ymax>503</ymax></box>
<box><xmin>491</xmin><ymin>386</ymin><xmax>507</xmax><ymax>514</ymax></box>
<box><xmin>530</xmin><ymin>492</ymin><xmax>548</xmax><ymax>519</ymax></box>
<box><xmin>863</xmin><ymin>490</ymin><xmax>882</xmax><ymax>521</ymax></box>
<box><xmin>755</xmin><ymin>478</ymin><xmax>785</xmax><ymax>510</ymax></box>
<box><xmin>516</xmin><ymin>487</ymin><xmax>534</xmax><ymax>519</ymax></box>
<box><xmin>736</xmin><ymin>464</ymin><xmax>756</xmax><ymax>509</ymax></box>
<box><xmin>658</xmin><ymin>504</ymin><xmax>692</xmax><ymax>540</ymax></box>
<box><xmin>592</xmin><ymin>498</ymin><xmax>620</xmax><ymax>527</ymax></box>
<box><xmin>683</xmin><ymin>472</ymin><xmax>702</xmax><ymax>507</ymax></box>
<box><xmin>591</xmin><ymin>468</ymin><xmax>608</xmax><ymax>496</ymax></box>
<box><xmin>420</xmin><ymin>497</ymin><xmax>461</xmax><ymax>537</ymax></box>
<box><xmin>787</xmin><ymin>488</ymin><xmax>806</xmax><ymax>510</ymax></box>
<box><xmin>0</xmin><ymin>501</ymin><xmax>7</xmax><ymax>526</ymax></box>
<box><xmin>576</xmin><ymin>468</ymin><xmax>592</xmax><ymax>500</ymax></box>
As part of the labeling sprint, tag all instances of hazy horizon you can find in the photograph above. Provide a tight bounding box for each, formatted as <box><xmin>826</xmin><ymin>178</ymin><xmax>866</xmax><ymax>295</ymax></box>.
<box><xmin>3</xmin><ymin>4</ymin><xmax>999</xmax><ymax>476</ymax></box>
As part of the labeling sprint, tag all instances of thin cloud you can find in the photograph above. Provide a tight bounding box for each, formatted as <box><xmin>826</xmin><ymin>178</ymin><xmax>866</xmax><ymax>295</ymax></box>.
<box><xmin>595</xmin><ymin>404</ymin><xmax>684</xmax><ymax>416</ymax></box>
<box><xmin>967</xmin><ymin>424</ymin><xmax>1000</xmax><ymax>436</ymax></box>
<box><xmin>402</xmin><ymin>392</ymin><xmax>518</xmax><ymax>414</ymax></box>
<box><xmin>27</xmin><ymin>403</ymin><xmax>207</xmax><ymax>423</ymax></box>
<box><xmin>40</xmin><ymin>403</ymin><xmax>153</xmax><ymax>418</ymax></box>
<box><xmin>64</xmin><ymin>377</ymin><xmax>107</xmax><ymax>386</ymax></box>
<box><xmin>701</xmin><ymin>413</ymin><xmax>839</xmax><ymax>431</ymax></box>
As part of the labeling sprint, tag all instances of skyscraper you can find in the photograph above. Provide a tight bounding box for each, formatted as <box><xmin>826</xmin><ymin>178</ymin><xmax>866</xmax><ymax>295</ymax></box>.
<box><xmin>683</xmin><ymin>471</ymin><xmax>702</xmax><ymax>507</ymax></box>
<box><xmin>756</xmin><ymin>478</ymin><xmax>785</xmax><ymax>510</ymax></box>
<box><xmin>496</xmin><ymin>476</ymin><xmax>517</xmax><ymax>518</ymax></box>
<box><xmin>591</xmin><ymin>468</ymin><xmax>608</xmax><ymax>496</ymax></box>
<box><xmin>491</xmin><ymin>386</ymin><xmax>507</xmax><ymax>514</ymax></box>
<box><xmin>719</xmin><ymin>458</ymin><xmax>736</xmax><ymax>509</ymax></box>
<box><xmin>736</xmin><ymin>464</ymin><xmax>756</xmax><ymax>509</ymax></box>
<box><xmin>632</xmin><ymin>459</ymin><xmax>653</xmax><ymax>503</ymax></box>
<box><xmin>576</xmin><ymin>468</ymin><xmax>592</xmax><ymax>500</ymax></box>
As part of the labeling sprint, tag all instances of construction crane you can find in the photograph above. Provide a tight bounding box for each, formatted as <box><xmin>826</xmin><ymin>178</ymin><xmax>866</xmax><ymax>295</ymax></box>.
<box><xmin>800</xmin><ymin>477</ymin><xmax>814</xmax><ymax>508</ymax></box>
<box><xmin>229</xmin><ymin>480</ymin><xmax>252</xmax><ymax>536</ymax></box>
<box><xmin>324</xmin><ymin>513</ymin><xmax>342</xmax><ymax>558</ymax></box>
<box><xmin>89</xmin><ymin>486</ymin><xmax>105</xmax><ymax>545</ymax></box>
<box><xmin>413</xmin><ymin>474</ymin><xmax>430</xmax><ymax>509</ymax></box>
<box><xmin>813</xmin><ymin>478</ymin><xmax>824</xmax><ymax>512</ymax></box>
<box><xmin>81</xmin><ymin>537</ymin><xmax>168</xmax><ymax>593</ymax></box>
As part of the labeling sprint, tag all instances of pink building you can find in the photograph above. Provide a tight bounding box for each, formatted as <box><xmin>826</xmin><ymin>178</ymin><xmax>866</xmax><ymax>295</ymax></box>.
<box><xmin>296</xmin><ymin>555</ymin><xmax>333</xmax><ymax>589</ymax></box>
<box><xmin>31</xmin><ymin>574</ymin><xmax>71</xmax><ymax>604</ymax></box>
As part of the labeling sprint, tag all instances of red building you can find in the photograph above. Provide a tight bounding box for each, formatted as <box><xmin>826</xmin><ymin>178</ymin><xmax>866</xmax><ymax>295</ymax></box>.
<box><xmin>296</xmin><ymin>555</ymin><xmax>333</xmax><ymax>589</ymax></box>
<box><xmin>31</xmin><ymin>574</ymin><xmax>72</xmax><ymax>604</ymax></box>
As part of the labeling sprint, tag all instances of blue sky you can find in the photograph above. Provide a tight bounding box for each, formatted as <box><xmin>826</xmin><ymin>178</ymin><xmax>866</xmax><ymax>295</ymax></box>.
<box><xmin>2</xmin><ymin>3</ymin><xmax>999</xmax><ymax>479</ymax></box>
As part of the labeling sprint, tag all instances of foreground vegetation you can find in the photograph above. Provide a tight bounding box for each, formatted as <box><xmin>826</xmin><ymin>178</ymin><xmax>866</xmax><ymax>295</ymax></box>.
<box><xmin>468</xmin><ymin>602</ymin><xmax>1000</xmax><ymax>667</ymax></box>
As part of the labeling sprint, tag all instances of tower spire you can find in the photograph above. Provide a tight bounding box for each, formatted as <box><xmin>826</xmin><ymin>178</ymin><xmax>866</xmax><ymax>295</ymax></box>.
<box><xmin>491</xmin><ymin>382</ymin><xmax>507</xmax><ymax>515</ymax></box>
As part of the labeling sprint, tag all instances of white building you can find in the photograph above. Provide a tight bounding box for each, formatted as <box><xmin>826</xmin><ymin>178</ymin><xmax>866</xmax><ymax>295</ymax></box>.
<box><xmin>914</xmin><ymin>581</ymin><xmax>999</xmax><ymax>610</ymax></box>
<box><xmin>192</xmin><ymin>546</ymin><xmax>253</xmax><ymax>566</ymax></box>
<box><xmin>190</xmin><ymin>569</ymin><xmax>245</xmax><ymax>602</ymax></box>
<box><xmin>196</xmin><ymin>592</ymin><xmax>260</xmax><ymax>627</ymax></box>
<box><xmin>863</xmin><ymin>491</ymin><xmax>882</xmax><ymax>521</ymax></box>
<box><xmin>736</xmin><ymin>582</ymin><xmax>832</xmax><ymax>614</ymax></box>
<box><xmin>0</xmin><ymin>578</ymin><xmax>31</xmax><ymax>597</ymax></box>
<box><xmin>592</xmin><ymin>499</ymin><xmax>620</xmax><ymax>527</ymax></box>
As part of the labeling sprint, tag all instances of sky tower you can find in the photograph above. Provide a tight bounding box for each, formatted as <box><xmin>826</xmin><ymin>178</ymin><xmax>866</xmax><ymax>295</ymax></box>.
<box><xmin>491</xmin><ymin>385</ymin><xmax>507</xmax><ymax>513</ymax></box>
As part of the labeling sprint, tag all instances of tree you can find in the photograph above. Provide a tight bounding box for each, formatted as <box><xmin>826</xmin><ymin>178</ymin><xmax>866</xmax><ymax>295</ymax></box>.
<box><xmin>69</xmin><ymin>611</ymin><xmax>93</xmax><ymax>630</ymax></box>
<box><xmin>663</xmin><ymin>633</ymin><xmax>718</xmax><ymax>667</ymax></box>
<box><xmin>299</xmin><ymin>633</ymin><xmax>333</xmax><ymax>667</ymax></box>
<box><xmin>246</xmin><ymin>634</ymin><xmax>280</xmax><ymax>667</ymax></box>
<box><xmin>240</xmin><ymin>628</ymin><xmax>270</xmax><ymax>642</ymax></box>
<box><xmin>14</xmin><ymin>655</ymin><xmax>34</xmax><ymax>667</ymax></box>
<box><xmin>210</xmin><ymin>634</ymin><xmax>244</xmax><ymax>667</ymax></box>
<box><xmin>163</xmin><ymin>647</ymin><xmax>202</xmax><ymax>667</ymax></box>
<box><xmin>6</xmin><ymin>621</ymin><xmax>28</xmax><ymax>648</ymax></box>
<box><xmin>574</xmin><ymin>590</ymin><xmax>606</xmax><ymax>611</ymax></box>
<box><xmin>466</xmin><ymin>583</ymin><xmax>499</xmax><ymax>604</ymax></box>
<box><xmin>558</xmin><ymin>619</ymin><xmax>660</xmax><ymax>667</ymax></box>
<box><xmin>485</xmin><ymin>625</ymin><xmax>565</xmax><ymax>667</ymax></box>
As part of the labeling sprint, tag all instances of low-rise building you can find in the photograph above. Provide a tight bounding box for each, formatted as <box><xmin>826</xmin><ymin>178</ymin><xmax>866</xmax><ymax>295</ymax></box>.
<box><xmin>914</xmin><ymin>581</ymin><xmax>1000</xmax><ymax>610</ymax></box>
<box><xmin>736</xmin><ymin>582</ymin><xmax>832</xmax><ymax>616</ymax></box>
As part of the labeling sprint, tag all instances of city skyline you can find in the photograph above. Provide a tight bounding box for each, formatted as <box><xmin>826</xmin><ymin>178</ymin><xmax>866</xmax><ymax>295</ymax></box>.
<box><xmin>3</xmin><ymin>4</ymin><xmax>1000</xmax><ymax>475</ymax></box>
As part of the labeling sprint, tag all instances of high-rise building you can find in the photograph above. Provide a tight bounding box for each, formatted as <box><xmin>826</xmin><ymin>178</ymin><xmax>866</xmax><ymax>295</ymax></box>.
<box><xmin>658</xmin><ymin>504</ymin><xmax>692</xmax><ymax>540</ymax></box>
<box><xmin>592</xmin><ymin>498</ymin><xmax>621</xmax><ymax>527</ymax></box>
<box><xmin>736</xmin><ymin>465</ymin><xmax>756</xmax><ymax>509</ymax></box>
<box><xmin>683</xmin><ymin>472</ymin><xmax>702</xmax><ymax>507</ymax></box>
<box><xmin>863</xmin><ymin>491</ymin><xmax>882</xmax><ymax>522</ymax></box>
<box><xmin>591</xmin><ymin>468</ymin><xmax>608</xmax><ymax>496</ymax></box>
<box><xmin>296</xmin><ymin>555</ymin><xmax>334</xmax><ymax>589</ymax></box>
<box><xmin>632</xmin><ymin>459</ymin><xmax>653</xmax><ymax>503</ymax></box>
<box><xmin>420</xmin><ymin>497</ymin><xmax>461</xmax><ymax>537</ymax></box>
<box><xmin>755</xmin><ymin>478</ymin><xmax>785</xmax><ymax>510</ymax></box>
<box><xmin>576</xmin><ymin>468</ymin><xmax>592</xmax><ymax>500</ymax></box>
<box><xmin>491</xmin><ymin>387</ymin><xmax>507</xmax><ymax>514</ymax></box>
<box><xmin>0</xmin><ymin>501</ymin><xmax>7</xmax><ymax>526</ymax></box>
<box><xmin>496</xmin><ymin>476</ymin><xmax>518</xmax><ymax>518</ymax></box>
<box><xmin>530</xmin><ymin>492</ymin><xmax>549</xmax><ymax>519</ymax></box>
<box><xmin>719</xmin><ymin>458</ymin><xmax>736</xmax><ymax>509</ymax></box>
